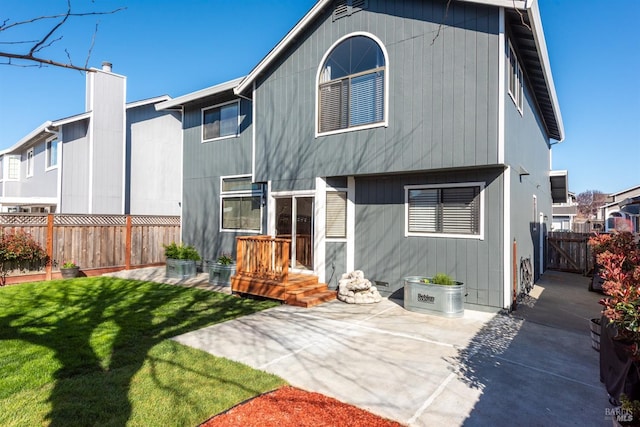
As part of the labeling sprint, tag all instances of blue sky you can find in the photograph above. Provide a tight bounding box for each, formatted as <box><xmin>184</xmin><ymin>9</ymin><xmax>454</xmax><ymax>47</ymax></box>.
<box><xmin>1</xmin><ymin>0</ymin><xmax>638</xmax><ymax>195</ymax></box>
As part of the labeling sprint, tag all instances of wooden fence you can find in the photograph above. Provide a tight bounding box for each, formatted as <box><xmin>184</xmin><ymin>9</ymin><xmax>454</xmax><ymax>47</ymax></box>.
<box><xmin>1</xmin><ymin>214</ymin><xmax>180</xmax><ymax>283</ymax></box>
<box><xmin>546</xmin><ymin>232</ymin><xmax>595</xmax><ymax>275</ymax></box>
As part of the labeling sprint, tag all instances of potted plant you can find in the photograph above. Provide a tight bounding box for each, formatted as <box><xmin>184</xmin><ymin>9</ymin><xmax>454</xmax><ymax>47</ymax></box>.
<box><xmin>208</xmin><ymin>253</ymin><xmax>236</xmax><ymax>287</ymax></box>
<box><xmin>163</xmin><ymin>242</ymin><xmax>201</xmax><ymax>279</ymax></box>
<box><xmin>614</xmin><ymin>394</ymin><xmax>640</xmax><ymax>426</ymax></box>
<box><xmin>589</xmin><ymin>232</ymin><xmax>640</xmax><ymax>404</ymax></box>
<box><xmin>403</xmin><ymin>272</ymin><xmax>466</xmax><ymax>318</ymax></box>
<box><xmin>60</xmin><ymin>261</ymin><xmax>80</xmax><ymax>279</ymax></box>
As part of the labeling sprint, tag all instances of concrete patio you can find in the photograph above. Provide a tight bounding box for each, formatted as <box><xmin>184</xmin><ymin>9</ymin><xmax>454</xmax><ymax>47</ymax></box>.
<box><xmin>164</xmin><ymin>270</ymin><xmax>610</xmax><ymax>426</ymax></box>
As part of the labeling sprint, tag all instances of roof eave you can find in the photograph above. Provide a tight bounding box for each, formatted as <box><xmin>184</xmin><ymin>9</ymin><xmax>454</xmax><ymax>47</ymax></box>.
<box><xmin>527</xmin><ymin>0</ymin><xmax>564</xmax><ymax>141</ymax></box>
<box><xmin>1</xmin><ymin>121</ymin><xmax>53</xmax><ymax>155</ymax></box>
<box><xmin>157</xmin><ymin>77</ymin><xmax>245</xmax><ymax>110</ymax></box>
<box><xmin>235</xmin><ymin>0</ymin><xmax>331</xmax><ymax>95</ymax></box>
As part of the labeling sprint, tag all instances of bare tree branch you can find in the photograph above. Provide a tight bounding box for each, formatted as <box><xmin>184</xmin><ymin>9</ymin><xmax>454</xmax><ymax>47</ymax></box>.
<box><xmin>0</xmin><ymin>2</ymin><xmax>125</xmax><ymax>72</ymax></box>
<box><xmin>29</xmin><ymin>0</ymin><xmax>72</xmax><ymax>55</ymax></box>
<box><xmin>84</xmin><ymin>23</ymin><xmax>99</xmax><ymax>70</ymax></box>
<box><xmin>512</xmin><ymin>0</ymin><xmax>532</xmax><ymax>32</ymax></box>
<box><xmin>0</xmin><ymin>51</ymin><xmax>96</xmax><ymax>72</ymax></box>
<box><xmin>0</xmin><ymin>7</ymin><xmax>126</xmax><ymax>33</ymax></box>
<box><xmin>431</xmin><ymin>0</ymin><xmax>453</xmax><ymax>46</ymax></box>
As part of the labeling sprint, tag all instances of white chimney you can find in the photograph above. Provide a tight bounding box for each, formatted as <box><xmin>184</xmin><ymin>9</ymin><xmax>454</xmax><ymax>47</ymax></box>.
<box><xmin>102</xmin><ymin>61</ymin><xmax>113</xmax><ymax>72</ymax></box>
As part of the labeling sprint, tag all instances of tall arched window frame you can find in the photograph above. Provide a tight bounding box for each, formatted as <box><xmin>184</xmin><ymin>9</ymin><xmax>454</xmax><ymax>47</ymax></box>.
<box><xmin>316</xmin><ymin>32</ymin><xmax>388</xmax><ymax>136</ymax></box>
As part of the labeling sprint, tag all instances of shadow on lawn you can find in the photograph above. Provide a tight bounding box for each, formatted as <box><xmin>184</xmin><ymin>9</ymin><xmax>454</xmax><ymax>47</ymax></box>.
<box><xmin>0</xmin><ymin>277</ymin><xmax>274</xmax><ymax>426</ymax></box>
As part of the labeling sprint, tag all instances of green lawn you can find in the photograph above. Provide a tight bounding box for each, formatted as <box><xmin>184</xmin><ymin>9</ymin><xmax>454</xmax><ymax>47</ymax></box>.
<box><xmin>0</xmin><ymin>277</ymin><xmax>284</xmax><ymax>426</ymax></box>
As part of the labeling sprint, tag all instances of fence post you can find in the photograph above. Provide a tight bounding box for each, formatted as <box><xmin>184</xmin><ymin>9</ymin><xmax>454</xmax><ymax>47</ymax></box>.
<box><xmin>46</xmin><ymin>214</ymin><xmax>54</xmax><ymax>280</ymax></box>
<box><xmin>125</xmin><ymin>215</ymin><xmax>132</xmax><ymax>270</ymax></box>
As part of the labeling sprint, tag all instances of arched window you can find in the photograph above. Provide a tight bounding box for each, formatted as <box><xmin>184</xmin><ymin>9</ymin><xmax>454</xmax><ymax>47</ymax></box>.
<box><xmin>318</xmin><ymin>34</ymin><xmax>386</xmax><ymax>134</ymax></box>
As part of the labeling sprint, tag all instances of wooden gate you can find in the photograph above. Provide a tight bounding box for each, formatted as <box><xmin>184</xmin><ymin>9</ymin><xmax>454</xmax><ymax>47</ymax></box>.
<box><xmin>547</xmin><ymin>232</ymin><xmax>594</xmax><ymax>274</ymax></box>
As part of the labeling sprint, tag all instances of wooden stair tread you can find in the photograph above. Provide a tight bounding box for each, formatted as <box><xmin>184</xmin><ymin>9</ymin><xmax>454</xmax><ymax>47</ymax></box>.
<box><xmin>286</xmin><ymin>290</ymin><xmax>337</xmax><ymax>308</ymax></box>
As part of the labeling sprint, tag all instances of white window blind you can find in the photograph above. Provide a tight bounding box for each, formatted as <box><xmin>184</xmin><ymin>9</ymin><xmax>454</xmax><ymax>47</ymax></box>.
<box><xmin>408</xmin><ymin>186</ymin><xmax>480</xmax><ymax>235</ymax></box>
<box><xmin>318</xmin><ymin>35</ymin><xmax>385</xmax><ymax>133</ymax></box>
<box><xmin>326</xmin><ymin>191</ymin><xmax>347</xmax><ymax>238</ymax></box>
<box><xmin>350</xmin><ymin>71</ymin><xmax>384</xmax><ymax>127</ymax></box>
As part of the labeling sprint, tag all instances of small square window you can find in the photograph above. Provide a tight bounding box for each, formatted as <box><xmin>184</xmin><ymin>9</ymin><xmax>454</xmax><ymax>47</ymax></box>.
<box><xmin>46</xmin><ymin>138</ymin><xmax>58</xmax><ymax>169</ymax></box>
<box><xmin>508</xmin><ymin>41</ymin><xmax>524</xmax><ymax>113</ymax></box>
<box><xmin>26</xmin><ymin>149</ymin><xmax>34</xmax><ymax>178</ymax></box>
<box><xmin>203</xmin><ymin>101</ymin><xmax>239</xmax><ymax>141</ymax></box>
<box><xmin>406</xmin><ymin>183</ymin><xmax>484</xmax><ymax>239</ymax></box>
<box><xmin>7</xmin><ymin>156</ymin><xmax>20</xmax><ymax>180</ymax></box>
<box><xmin>326</xmin><ymin>191</ymin><xmax>347</xmax><ymax>239</ymax></box>
<box><xmin>220</xmin><ymin>176</ymin><xmax>263</xmax><ymax>232</ymax></box>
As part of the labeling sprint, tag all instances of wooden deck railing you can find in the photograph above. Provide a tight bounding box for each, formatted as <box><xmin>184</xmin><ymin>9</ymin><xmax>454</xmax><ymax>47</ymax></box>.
<box><xmin>236</xmin><ymin>236</ymin><xmax>290</xmax><ymax>282</ymax></box>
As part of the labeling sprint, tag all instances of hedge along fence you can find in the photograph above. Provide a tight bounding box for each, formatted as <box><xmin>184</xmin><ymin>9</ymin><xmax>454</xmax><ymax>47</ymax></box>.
<box><xmin>0</xmin><ymin>214</ymin><xmax>180</xmax><ymax>283</ymax></box>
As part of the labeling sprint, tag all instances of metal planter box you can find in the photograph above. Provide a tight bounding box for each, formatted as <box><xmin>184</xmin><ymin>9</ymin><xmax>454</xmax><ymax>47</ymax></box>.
<box><xmin>208</xmin><ymin>262</ymin><xmax>236</xmax><ymax>287</ymax></box>
<box><xmin>403</xmin><ymin>276</ymin><xmax>465</xmax><ymax>318</ymax></box>
<box><xmin>166</xmin><ymin>258</ymin><xmax>197</xmax><ymax>279</ymax></box>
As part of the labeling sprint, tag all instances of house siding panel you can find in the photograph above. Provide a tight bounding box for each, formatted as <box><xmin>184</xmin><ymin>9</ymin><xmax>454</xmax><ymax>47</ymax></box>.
<box><xmin>89</xmin><ymin>71</ymin><xmax>126</xmax><ymax>214</ymax></box>
<box><xmin>504</xmin><ymin>40</ymin><xmax>553</xmax><ymax>282</ymax></box>
<box><xmin>126</xmin><ymin>104</ymin><xmax>182</xmax><ymax>215</ymax></box>
<box><xmin>326</xmin><ymin>241</ymin><xmax>346</xmax><ymax>290</ymax></box>
<box><xmin>254</xmin><ymin>1</ymin><xmax>500</xmax><ymax>184</ymax></box>
<box><xmin>12</xmin><ymin>140</ymin><xmax>58</xmax><ymax>198</ymax></box>
<box><xmin>181</xmin><ymin>96</ymin><xmax>254</xmax><ymax>260</ymax></box>
<box><xmin>60</xmin><ymin>120</ymin><xmax>90</xmax><ymax>213</ymax></box>
<box><xmin>354</xmin><ymin>168</ymin><xmax>504</xmax><ymax>309</ymax></box>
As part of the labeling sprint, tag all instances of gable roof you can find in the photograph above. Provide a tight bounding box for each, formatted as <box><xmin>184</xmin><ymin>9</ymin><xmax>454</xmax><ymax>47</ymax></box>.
<box><xmin>0</xmin><ymin>112</ymin><xmax>92</xmax><ymax>156</ymax></box>
<box><xmin>234</xmin><ymin>0</ymin><xmax>563</xmax><ymax>141</ymax></box>
<box><xmin>155</xmin><ymin>77</ymin><xmax>244</xmax><ymax>110</ymax></box>
<box><xmin>2</xmin><ymin>95</ymin><xmax>172</xmax><ymax>156</ymax></box>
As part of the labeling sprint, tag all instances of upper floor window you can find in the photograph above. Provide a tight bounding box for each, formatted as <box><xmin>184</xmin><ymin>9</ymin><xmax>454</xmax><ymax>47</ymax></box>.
<box><xmin>202</xmin><ymin>100</ymin><xmax>239</xmax><ymax>142</ymax></box>
<box><xmin>26</xmin><ymin>149</ymin><xmax>34</xmax><ymax>178</ymax></box>
<box><xmin>46</xmin><ymin>138</ymin><xmax>58</xmax><ymax>169</ymax></box>
<box><xmin>507</xmin><ymin>40</ymin><xmax>524</xmax><ymax>113</ymax></box>
<box><xmin>6</xmin><ymin>155</ymin><xmax>20</xmax><ymax>180</ymax></box>
<box><xmin>318</xmin><ymin>34</ymin><xmax>387</xmax><ymax>135</ymax></box>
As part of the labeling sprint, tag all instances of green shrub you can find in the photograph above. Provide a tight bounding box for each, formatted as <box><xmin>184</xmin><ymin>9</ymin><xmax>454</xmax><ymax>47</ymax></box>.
<box><xmin>217</xmin><ymin>253</ymin><xmax>234</xmax><ymax>265</ymax></box>
<box><xmin>0</xmin><ymin>231</ymin><xmax>49</xmax><ymax>286</ymax></box>
<box><xmin>163</xmin><ymin>242</ymin><xmax>201</xmax><ymax>261</ymax></box>
<box><xmin>423</xmin><ymin>273</ymin><xmax>456</xmax><ymax>286</ymax></box>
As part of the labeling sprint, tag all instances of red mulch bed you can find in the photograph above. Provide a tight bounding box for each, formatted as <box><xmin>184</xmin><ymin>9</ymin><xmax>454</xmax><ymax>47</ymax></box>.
<box><xmin>201</xmin><ymin>386</ymin><xmax>404</xmax><ymax>427</ymax></box>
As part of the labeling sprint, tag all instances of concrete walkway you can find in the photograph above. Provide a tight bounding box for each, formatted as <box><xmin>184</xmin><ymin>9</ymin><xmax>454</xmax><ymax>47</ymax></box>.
<box><xmin>168</xmin><ymin>270</ymin><xmax>610</xmax><ymax>426</ymax></box>
<box><xmin>102</xmin><ymin>266</ymin><xmax>232</xmax><ymax>294</ymax></box>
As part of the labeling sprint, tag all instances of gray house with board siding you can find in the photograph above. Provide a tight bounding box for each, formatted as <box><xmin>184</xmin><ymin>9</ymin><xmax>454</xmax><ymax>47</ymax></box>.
<box><xmin>159</xmin><ymin>0</ymin><xmax>565</xmax><ymax>311</ymax></box>
<box><xmin>0</xmin><ymin>63</ymin><xmax>182</xmax><ymax>215</ymax></box>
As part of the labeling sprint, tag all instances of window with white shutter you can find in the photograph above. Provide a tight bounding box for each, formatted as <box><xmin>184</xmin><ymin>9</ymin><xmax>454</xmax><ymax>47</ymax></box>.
<box><xmin>326</xmin><ymin>191</ymin><xmax>347</xmax><ymax>238</ymax></box>
<box><xmin>318</xmin><ymin>34</ymin><xmax>386</xmax><ymax>134</ymax></box>
<box><xmin>406</xmin><ymin>184</ymin><xmax>483</xmax><ymax>238</ymax></box>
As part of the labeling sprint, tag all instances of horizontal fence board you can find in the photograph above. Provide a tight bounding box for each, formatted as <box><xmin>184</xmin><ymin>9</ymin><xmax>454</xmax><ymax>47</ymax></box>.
<box><xmin>0</xmin><ymin>214</ymin><xmax>180</xmax><ymax>281</ymax></box>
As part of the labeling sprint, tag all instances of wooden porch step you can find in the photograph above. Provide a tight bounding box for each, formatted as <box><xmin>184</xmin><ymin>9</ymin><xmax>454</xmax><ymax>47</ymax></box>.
<box><xmin>232</xmin><ymin>272</ymin><xmax>336</xmax><ymax>307</ymax></box>
<box><xmin>286</xmin><ymin>289</ymin><xmax>337</xmax><ymax>308</ymax></box>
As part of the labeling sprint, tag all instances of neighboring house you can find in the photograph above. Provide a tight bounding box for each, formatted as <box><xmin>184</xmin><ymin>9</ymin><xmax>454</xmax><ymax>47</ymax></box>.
<box><xmin>158</xmin><ymin>0</ymin><xmax>565</xmax><ymax>311</ymax></box>
<box><xmin>0</xmin><ymin>62</ymin><xmax>182</xmax><ymax>215</ymax></box>
<box><xmin>552</xmin><ymin>190</ymin><xmax>577</xmax><ymax>231</ymax></box>
<box><xmin>600</xmin><ymin>185</ymin><xmax>640</xmax><ymax>232</ymax></box>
